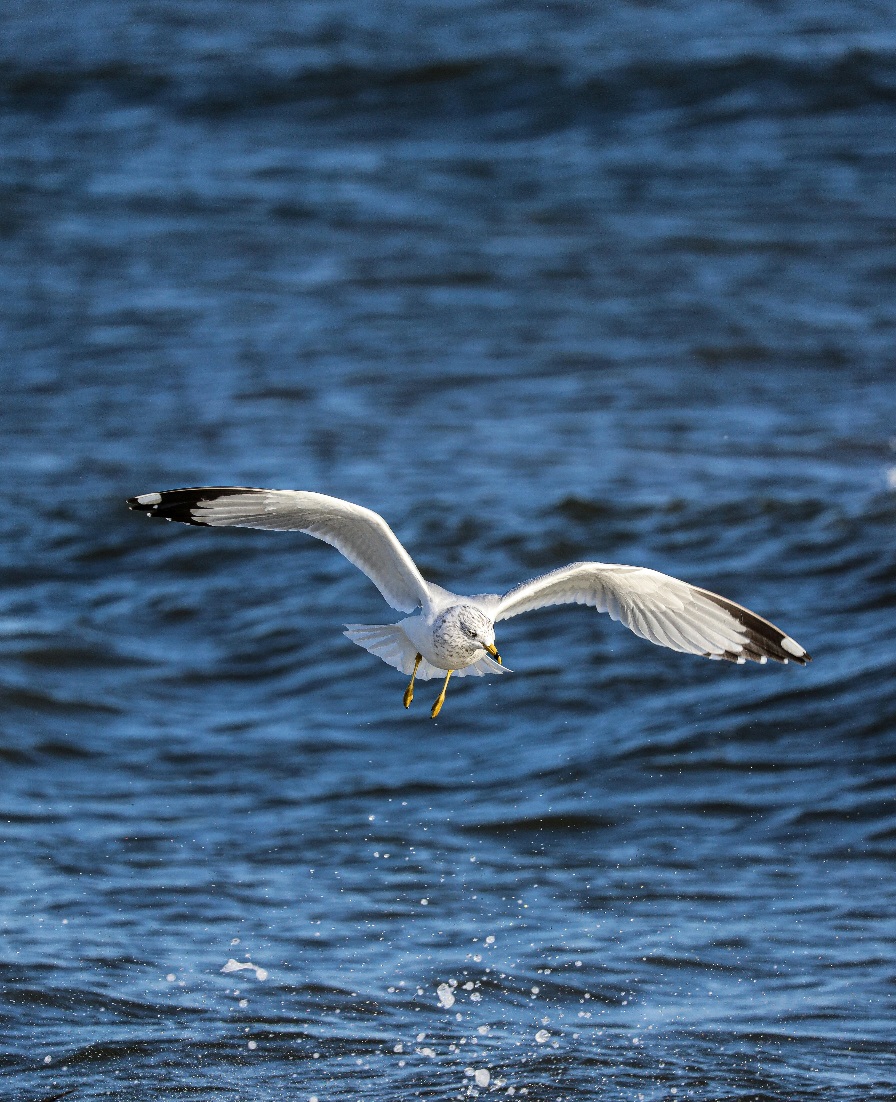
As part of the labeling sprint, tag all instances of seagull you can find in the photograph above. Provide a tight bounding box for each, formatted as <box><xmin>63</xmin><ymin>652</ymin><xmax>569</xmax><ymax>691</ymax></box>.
<box><xmin>126</xmin><ymin>488</ymin><xmax>810</xmax><ymax>717</ymax></box>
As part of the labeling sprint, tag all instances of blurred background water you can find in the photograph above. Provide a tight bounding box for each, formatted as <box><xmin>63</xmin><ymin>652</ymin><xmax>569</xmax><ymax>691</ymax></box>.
<box><xmin>2</xmin><ymin>1</ymin><xmax>896</xmax><ymax>1099</ymax></box>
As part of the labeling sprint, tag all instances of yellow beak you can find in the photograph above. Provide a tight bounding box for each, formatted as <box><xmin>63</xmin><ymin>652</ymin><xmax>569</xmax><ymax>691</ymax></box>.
<box><xmin>484</xmin><ymin>643</ymin><xmax>502</xmax><ymax>665</ymax></box>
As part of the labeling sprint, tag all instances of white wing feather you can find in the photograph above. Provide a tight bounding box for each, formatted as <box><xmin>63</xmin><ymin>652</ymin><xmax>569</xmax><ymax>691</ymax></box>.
<box><xmin>127</xmin><ymin>488</ymin><xmax>431</xmax><ymax>614</ymax></box>
<box><xmin>492</xmin><ymin>562</ymin><xmax>809</xmax><ymax>665</ymax></box>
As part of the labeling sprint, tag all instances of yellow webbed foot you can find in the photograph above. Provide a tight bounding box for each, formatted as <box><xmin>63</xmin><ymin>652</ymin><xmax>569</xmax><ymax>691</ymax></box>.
<box><xmin>404</xmin><ymin>653</ymin><xmax>422</xmax><ymax>709</ymax></box>
<box><xmin>430</xmin><ymin>670</ymin><xmax>453</xmax><ymax>719</ymax></box>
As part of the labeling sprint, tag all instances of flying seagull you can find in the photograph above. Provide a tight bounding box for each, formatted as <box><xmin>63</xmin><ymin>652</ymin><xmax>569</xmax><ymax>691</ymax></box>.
<box><xmin>126</xmin><ymin>488</ymin><xmax>810</xmax><ymax>717</ymax></box>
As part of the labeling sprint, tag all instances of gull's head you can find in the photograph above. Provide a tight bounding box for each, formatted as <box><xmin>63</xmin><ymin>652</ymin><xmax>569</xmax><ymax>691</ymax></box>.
<box><xmin>437</xmin><ymin>604</ymin><xmax>501</xmax><ymax>665</ymax></box>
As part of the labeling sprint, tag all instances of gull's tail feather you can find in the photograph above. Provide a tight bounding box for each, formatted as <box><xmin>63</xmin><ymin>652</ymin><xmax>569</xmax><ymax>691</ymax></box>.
<box><xmin>344</xmin><ymin>625</ymin><xmax>509</xmax><ymax>679</ymax></box>
<box><xmin>344</xmin><ymin>624</ymin><xmax>439</xmax><ymax>679</ymax></box>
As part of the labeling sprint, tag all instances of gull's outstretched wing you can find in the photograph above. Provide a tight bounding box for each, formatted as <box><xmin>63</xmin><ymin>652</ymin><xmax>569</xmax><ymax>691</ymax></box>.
<box><xmin>126</xmin><ymin>488</ymin><xmax>431</xmax><ymax>614</ymax></box>
<box><xmin>493</xmin><ymin>562</ymin><xmax>810</xmax><ymax>665</ymax></box>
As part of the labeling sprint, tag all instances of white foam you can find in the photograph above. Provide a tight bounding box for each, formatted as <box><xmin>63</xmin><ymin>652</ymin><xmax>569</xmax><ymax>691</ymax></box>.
<box><xmin>437</xmin><ymin>982</ymin><xmax>455</xmax><ymax>1009</ymax></box>
<box><xmin>137</xmin><ymin>493</ymin><xmax>162</xmax><ymax>505</ymax></box>
<box><xmin>221</xmin><ymin>958</ymin><xmax>268</xmax><ymax>981</ymax></box>
<box><xmin>474</xmin><ymin>1069</ymin><xmax>491</xmax><ymax>1087</ymax></box>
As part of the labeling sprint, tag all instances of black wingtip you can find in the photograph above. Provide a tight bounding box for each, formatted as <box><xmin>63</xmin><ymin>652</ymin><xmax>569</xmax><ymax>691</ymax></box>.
<box><xmin>697</xmin><ymin>587</ymin><xmax>811</xmax><ymax>666</ymax></box>
<box><xmin>126</xmin><ymin>491</ymin><xmax>205</xmax><ymax>525</ymax></box>
<box><xmin>125</xmin><ymin>486</ymin><xmax>258</xmax><ymax>526</ymax></box>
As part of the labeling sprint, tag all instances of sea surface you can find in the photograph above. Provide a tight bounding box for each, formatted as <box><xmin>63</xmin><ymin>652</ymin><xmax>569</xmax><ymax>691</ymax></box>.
<box><xmin>2</xmin><ymin>2</ymin><xmax>896</xmax><ymax>1099</ymax></box>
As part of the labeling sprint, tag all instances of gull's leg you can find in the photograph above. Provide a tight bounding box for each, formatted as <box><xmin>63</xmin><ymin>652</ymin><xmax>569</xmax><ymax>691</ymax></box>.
<box><xmin>430</xmin><ymin>670</ymin><xmax>453</xmax><ymax>719</ymax></box>
<box><xmin>403</xmin><ymin>654</ymin><xmax>422</xmax><ymax>709</ymax></box>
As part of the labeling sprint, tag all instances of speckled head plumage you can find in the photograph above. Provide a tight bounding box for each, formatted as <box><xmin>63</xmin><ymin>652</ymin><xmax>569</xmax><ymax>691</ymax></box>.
<box><xmin>430</xmin><ymin>604</ymin><xmax>498</xmax><ymax>669</ymax></box>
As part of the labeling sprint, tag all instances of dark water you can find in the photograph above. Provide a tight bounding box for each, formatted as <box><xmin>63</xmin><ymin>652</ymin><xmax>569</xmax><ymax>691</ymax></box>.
<box><xmin>2</xmin><ymin>1</ymin><xmax>896</xmax><ymax>1099</ymax></box>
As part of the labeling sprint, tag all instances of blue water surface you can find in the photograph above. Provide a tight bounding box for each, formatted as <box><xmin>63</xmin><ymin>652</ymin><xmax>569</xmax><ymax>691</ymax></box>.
<box><xmin>2</xmin><ymin>2</ymin><xmax>896</xmax><ymax>1099</ymax></box>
